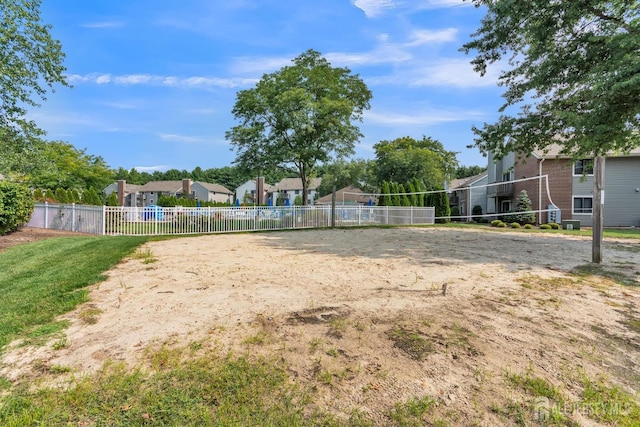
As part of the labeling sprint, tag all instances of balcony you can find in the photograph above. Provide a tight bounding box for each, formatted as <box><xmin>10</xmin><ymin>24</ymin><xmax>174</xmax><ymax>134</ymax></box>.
<box><xmin>487</xmin><ymin>182</ymin><xmax>513</xmax><ymax>198</ymax></box>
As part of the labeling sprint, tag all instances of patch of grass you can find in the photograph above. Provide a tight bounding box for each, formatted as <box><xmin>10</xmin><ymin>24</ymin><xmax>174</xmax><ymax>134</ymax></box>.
<box><xmin>130</xmin><ymin>246</ymin><xmax>157</xmax><ymax>264</ymax></box>
<box><xmin>386</xmin><ymin>326</ymin><xmax>434</xmax><ymax>361</ymax></box>
<box><xmin>578</xmin><ymin>372</ymin><xmax>640</xmax><ymax>426</ymax></box>
<box><xmin>78</xmin><ymin>307</ymin><xmax>103</xmax><ymax>325</ymax></box>
<box><xmin>20</xmin><ymin>320</ymin><xmax>70</xmax><ymax>347</ymax></box>
<box><xmin>0</xmin><ymin>236</ymin><xmax>148</xmax><ymax>352</ymax></box>
<box><xmin>517</xmin><ymin>274</ymin><xmax>578</xmax><ymax>291</ymax></box>
<box><xmin>387</xmin><ymin>396</ymin><xmax>436</xmax><ymax>426</ymax></box>
<box><xmin>572</xmin><ymin>264</ymin><xmax>638</xmax><ymax>287</ymax></box>
<box><xmin>0</xmin><ymin>348</ymin><xmax>349</xmax><ymax>426</ymax></box>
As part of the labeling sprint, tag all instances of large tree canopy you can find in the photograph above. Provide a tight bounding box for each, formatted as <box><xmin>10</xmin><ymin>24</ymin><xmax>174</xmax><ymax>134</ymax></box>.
<box><xmin>373</xmin><ymin>136</ymin><xmax>458</xmax><ymax>190</ymax></box>
<box><xmin>0</xmin><ymin>0</ymin><xmax>69</xmax><ymax>175</ymax></box>
<box><xmin>226</xmin><ymin>49</ymin><xmax>372</xmax><ymax>205</ymax></box>
<box><xmin>27</xmin><ymin>141</ymin><xmax>114</xmax><ymax>191</ymax></box>
<box><xmin>462</xmin><ymin>0</ymin><xmax>639</xmax><ymax>159</ymax></box>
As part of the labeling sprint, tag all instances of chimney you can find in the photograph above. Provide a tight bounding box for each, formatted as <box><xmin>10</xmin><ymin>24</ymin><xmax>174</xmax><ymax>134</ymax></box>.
<box><xmin>256</xmin><ymin>177</ymin><xmax>265</xmax><ymax>205</ymax></box>
<box><xmin>117</xmin><ymin>180</ymin><xmax>126</xmax><ymax>206</ymax></box>
<box><xmin>182</xmin><ymin>178</ymin><xmax>192</xmax><ymax>198</ymax></box>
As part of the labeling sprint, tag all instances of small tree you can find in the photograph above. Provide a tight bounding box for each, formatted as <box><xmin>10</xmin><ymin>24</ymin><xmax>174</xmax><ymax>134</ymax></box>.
<box><xmin>0</xmin><ymin>181</ymin><xmax>34</xmax><ymax>235</ymax></box>
<box><xmin>407</xmin><ymin>182</ymin><xmax>418</xmax><ymax>206</ymax></box>
<box><xmin>105</xmin><ymin>192</ymin><xmax>118</xmax><ymax>206</ymax></box>
<box><xmin>54</xmin><ymin>187</ymin><xmax>68</xmax><ymax>203</ymax></box>
<box><xmin>378</xmin><ymin>181</ymin><xmax>390</xmax><ymax>206</ymax></box>
<box><xmin>82</xmin><ymin>187</ymin><xmax>102</xmax><ymax>206</ymax></box>
<box><xmin>514</xmin><ymin>190</ymin><xmax>535</xmax><ymax>224</ymax></box>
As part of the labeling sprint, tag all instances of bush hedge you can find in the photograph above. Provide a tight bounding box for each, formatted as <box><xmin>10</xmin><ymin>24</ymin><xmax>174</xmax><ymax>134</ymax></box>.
<box><xmin>0</xmin><ymin>181</ymin><xmax>35</xmax><ymax>235</ymax></box>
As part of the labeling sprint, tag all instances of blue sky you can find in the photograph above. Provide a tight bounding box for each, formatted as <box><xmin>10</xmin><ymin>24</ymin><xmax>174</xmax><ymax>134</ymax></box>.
<box><xmin>33</xmin><ymin>0</ymin><xmax>502</xmax><ymax>173</ymax></box>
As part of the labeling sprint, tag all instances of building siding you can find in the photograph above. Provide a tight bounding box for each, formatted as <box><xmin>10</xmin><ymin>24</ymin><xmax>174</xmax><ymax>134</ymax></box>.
<box><xmin>602</xmin><ymin>157</ymin><xmax>640</xmax><ymax>227</ymax></box>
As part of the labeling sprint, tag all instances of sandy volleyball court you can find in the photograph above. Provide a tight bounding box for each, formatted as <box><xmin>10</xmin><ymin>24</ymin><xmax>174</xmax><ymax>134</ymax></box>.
<box><xmin>2</xmin><ymin>227</ymin><xmax>639</xmax><ymax>424</ymax></box>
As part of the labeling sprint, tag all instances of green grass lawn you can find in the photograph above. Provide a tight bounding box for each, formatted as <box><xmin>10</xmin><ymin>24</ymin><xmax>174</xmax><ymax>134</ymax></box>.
<box><xmin>0</xmin><ymin>236</ymin><xmax>148</xmax><ymax>350</ymax></box>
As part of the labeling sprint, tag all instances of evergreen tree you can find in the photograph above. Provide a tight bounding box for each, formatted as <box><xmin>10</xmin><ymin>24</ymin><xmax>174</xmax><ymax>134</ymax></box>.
<box><xmin>378</xmin><ymin>181</ymin><xmax>390</xmax><ymax>206</ymax></box>
<box><xmin>54</xmin><ymin>187</ymin><xmax>68</xmax><ymax>203</ymax></box>
<box><xmin>514</xmin><ymin>190</ymin><xmax>535</xmax><ymax>224</ymax></box>
<box><xmin>407</xmin><ymin>182</ymin><xmax>418</xmax><ymax>206</ymax></box>
<box><xmin>82</xmin><ymin>187</ymin><xmax>102</xmax><ymax>205</ymax></box>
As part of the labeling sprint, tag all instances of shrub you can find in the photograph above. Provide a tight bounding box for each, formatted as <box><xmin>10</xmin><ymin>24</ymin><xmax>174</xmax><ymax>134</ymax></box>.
<box><xmin>510</xmin><ymin>222</ymin><xmax>521</xmax><ymax>228</ymax></box>
<box><xmin>491</xmin><ymin>219</ymin><xmax>502</xmax><ymax>227</ymax></box>
<box><xmin>548</xmin><ymin>222</ymin><xmax>560</xmax><ymax>230</ymax></box>
<box><xmin>0</xmin><ymin>181</ymin><xmax>35</xmax><ymax>235</ymax></box>
<box><xmin>539</xmin><ymin>224</ymin><xmax>552</xmax><ymax>229</ymax></box>
<box><xmin>450</xmin><ymin>206</ymin><xmax>460</xmax><ymax>218</ymax></box>
<box><xmin>524</xmin><ymin>224</ymin><xmax>533</xmax><ymax>229</ymax></box>
<box><xmin>497</xmin><ymin>222</ymin><xmax>507</xmax><ymax>228</ymax></box>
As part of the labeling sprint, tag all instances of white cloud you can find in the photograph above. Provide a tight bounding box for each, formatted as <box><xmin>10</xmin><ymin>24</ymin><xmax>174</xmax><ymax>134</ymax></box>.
<box><xmin>158</xmin><ymin>133</ymin><xmax>222</xmax><ymax>145</ymax></box>
<box><xmin>365</xmin><ymin>108</ymin><xmax>484</xmax><ymax>126</ymax></box>
<box><xmin>81</xmin><ymin>21</ymin><xmax>125</xmax><ymax>29</ymax></box>
<box><xmin>353</xmin><ymin>0</ymin><xmax>398</xmax><ymax>17</ymax></box>
<box><xmin>132</xmin><ymin>165</ymin><xmax>169</xmax><ymax>172</ymax></box>
<box><xmin>66</xmin><ymin>73</ymin><xmax>256</xmax><ymax>89</ymax></box>
<box><xmin>405</xmin><ymin>28</ymin><xmax>458</xmax><ymax>46</ymax></box>
<box><xmin>367</xmin><ymin>58</ymin><xmax>501</xmax><ymax>88</ymax></box>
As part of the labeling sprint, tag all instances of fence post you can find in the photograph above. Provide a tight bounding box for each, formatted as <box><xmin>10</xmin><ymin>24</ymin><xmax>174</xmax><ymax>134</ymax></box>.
<box><xmin>44</xmin><ymin>202</ymin><xmax>49</xmax><ymax>228</ymax></box>
<box><xmin>72</xmin><ymin>203</ymin><xmax>76</xmax><ymax>232</ymax></box>
<box><xmin>102</xmin><ymin>205</ymin><xmax>106</xmax><ymax>235</ymax></box>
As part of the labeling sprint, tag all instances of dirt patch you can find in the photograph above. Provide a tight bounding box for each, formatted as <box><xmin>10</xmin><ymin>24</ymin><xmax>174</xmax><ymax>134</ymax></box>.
<box><xmin>0</xmin><ymin>227</ymin><xmax>89</xmax><ymax>252</ymax></box>
<box><xmin>2</xmin><ymin>227</ymin><xmax>640</xmax><ymax>425</ymax></box>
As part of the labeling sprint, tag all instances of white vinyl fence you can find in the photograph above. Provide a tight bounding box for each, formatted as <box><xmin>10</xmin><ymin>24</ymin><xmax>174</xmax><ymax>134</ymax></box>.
<box><xmin>27</xmin><ymin>203</ymin><xmax>435</xmax><ymax>236</ymax></box>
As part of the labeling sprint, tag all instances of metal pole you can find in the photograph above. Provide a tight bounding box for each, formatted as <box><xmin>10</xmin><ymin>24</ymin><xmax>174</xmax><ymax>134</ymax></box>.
<box><xmin>592</xmin><ymin>156</ymin><xmax>605</xmax><ymax>263</ymax></box>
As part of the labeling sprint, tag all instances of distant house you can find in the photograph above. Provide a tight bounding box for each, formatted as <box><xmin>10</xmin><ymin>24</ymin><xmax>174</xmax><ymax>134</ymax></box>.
<box><xmin>448</xmin><ymin>172</ymin><xmax>488</xmax><ymax>220</ymax></box>
<box><xmin>105</xmin><ymin>179</ymin><xmax>233</xmax><ymax>207</ymax></box>
<box><xmin>103</xmin><ymin>182</ymin><xmax>142</xmax><ymax>207</ymax></box>
<box><xmin>235</xmin><ymin>178</ymin><xmax>278</xmax><ymax>205</ymax></box>
<box><xmin>487</xmin><ymin>145</ymin><xmax>640</xmax><ymax>226</ymax></box>
<box><xmin>191</xmin><ymin>182</ymin><xmax>233</xmax><ymax>204</ymax></box>
<box><xmin>275</xmin><ymin>177</ymin><xmax>322</xmax><ymax>205</ymax></box>
<box><xmin>316</xmin><ymin>185</ymin><xmax>376</xmax><ymax>206</ymax></box>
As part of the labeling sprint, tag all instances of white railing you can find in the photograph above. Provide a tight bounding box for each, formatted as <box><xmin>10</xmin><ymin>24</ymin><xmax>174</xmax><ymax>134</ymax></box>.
<box><xmin>27</xmin><ymin>203</ymin><xmax>435</xmax><ymax>236</ymax></box>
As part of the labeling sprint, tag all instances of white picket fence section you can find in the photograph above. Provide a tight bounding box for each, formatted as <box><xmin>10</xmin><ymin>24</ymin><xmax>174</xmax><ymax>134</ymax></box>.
<box><xmin>27</xmin><ymin>203</ymin><xmax>435</xmax><ymax>236</ymax></box>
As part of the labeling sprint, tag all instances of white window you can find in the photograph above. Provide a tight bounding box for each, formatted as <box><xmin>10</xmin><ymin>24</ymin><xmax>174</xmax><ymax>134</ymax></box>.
<box><xmin>501</xmin><ymin>200</ymin><xmax>512</xmax><ymax>212</ymax></box>
<box><xmin>573</xmin><ymin>197</ymin><xmax>593</xmax><ymax>214</ymax></box>
<box><xmin>574</xmin><ymin>159</ymin><xmax>594</xmax><ymax>175</ymax></box>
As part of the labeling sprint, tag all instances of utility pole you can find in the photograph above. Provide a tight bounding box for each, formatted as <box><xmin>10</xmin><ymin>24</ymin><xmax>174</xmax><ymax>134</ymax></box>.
<box><xmin>592</xmin><ymin>156</ymin><xmax>605</xmax><ymax>263</ymax></box>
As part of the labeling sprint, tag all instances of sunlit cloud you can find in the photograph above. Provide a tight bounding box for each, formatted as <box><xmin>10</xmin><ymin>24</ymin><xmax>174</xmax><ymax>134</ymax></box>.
<box><xmin>353</xmin><ymin>0</ymin><xmax>397</xmax><ymax>17</ymax></box>
<box><xmin>66</xmin><ymin>73</ymin><xmax>257</xmax><ymax>89</ymax></box>
<box><xmin>158</xmin><ymin>133</ymin><xmax>225</xmax><ymax>145</ymax></box>
<box><xmin>81</xmin><ymin>21</ymin><xmax>125</xmax><ymax>29</ymax></box>
<box><xmin>365</xmin><ymin>108</ymin><xmax>484</xmax><ymax>126</ymax></box>
<box><xmin>132</xmin><ymin>165</ymin><xmax>169</xmax><ymax>172</ymax></box>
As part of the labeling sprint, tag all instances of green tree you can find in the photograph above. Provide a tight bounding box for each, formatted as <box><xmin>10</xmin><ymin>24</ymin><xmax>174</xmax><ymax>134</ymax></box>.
<box><xmin>406</xmin><ymin>182</ymin><xmax>418</xmax><ymax>207</ymax></box>
<box><xmin>28</xmin><ymin>141</ymin><xmax>114</xmax><ymax>190</ymax></box>
<box><xmin>513</xmin><ymin>190</ymin><xmax>535</xmax><ymax>224</ymax></box>
<box><xmin>463</xmin><ymin>0</ymin><xmax>639</xmax><ymax>261</ymax></box>
<box><xmin>0</xmin><ymin>0</ymin><xmax>69</xmax><ymax>176</ymax></box>
<box><xmin>412</xmin><ymin>178</ymin><xmax>425</xmax><ymax>207</ymax></box>
<box><xmin>455</xmin><ymin>165</ymin><xmax>486</xmax><ymax>179</ymax></box>
<box><xmin>81</xmin><ymin>187</ymin><xmax>102</xmax><ymax>206</ymax></box>
<box><xmin>378</xmin><ymin>181</ymin><xmax>390</xmax><ymax>206</ymax></box>
<box><xmin>316</xmin><ymin>159</ymin><xmax>376</xmax><ymax>197</ymax></box>
<box><xmin>54</xmin><ymin>187</ymin><xmax>68</xmax><ymax>203</ymax></box>
<box><xmin>373</xmin><ymin>136</ymin><xmax>458</xmax><ymax>190</ymax></box>
<box><xmin>227</xmin><ymin>49</ymin><xmax>372</xmax><ymax>206</ymax></box>
<box><xmin>0</xmin><ymin>181</ymin><xmax>34</xmax><ymax>235</ymax></box>
<box><xmin>105</xmin><ymin>192</ymin><xmax>118</xmax><ymax>207</ymax></box>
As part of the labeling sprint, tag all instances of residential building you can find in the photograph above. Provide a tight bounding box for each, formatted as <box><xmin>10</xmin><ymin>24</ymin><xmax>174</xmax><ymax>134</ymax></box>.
<box><xmin>275</xmin><ymin>177</ymin><xmax>322</xmax><ymax>205</ymax></box>
<box><xmin>487</xmin><ymin>145</ymin><xmax>640</xmax><ymax>226</ymax></box>
<box><xmin>103</xmin><ymin>182</ymin><xmax>142</xmax><ymax>207</ymax></box>
<box><xmin>235</xmin><ymin>178</ymin><xmax>278</xmax><ymax>205</ymax></box>
<box><xmin>315</xmin><ymin>185</ymin><xmax>377</xmax><ymax>205</ymax></box>
<box><xmin>105</xmin><ymin>179</ymin><xmax>233</xmax><ymax>207</ymax></box>
<box><xmin>191</xmin><ymin>182</ymin><xmax>233</xmax><ymax>204</ymax></box>
<box><xmin>448</xmin><ymin>172</ymin><xmax>488</xmax><ymax>220</ymax></box>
